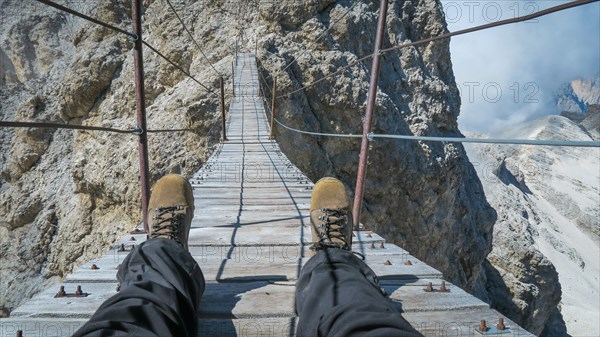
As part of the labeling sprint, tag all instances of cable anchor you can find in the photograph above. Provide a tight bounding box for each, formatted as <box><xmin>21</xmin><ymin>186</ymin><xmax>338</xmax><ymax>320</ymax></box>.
<box><xmin>131</xmin><ymin>126</ymin><xmax>144</xmax><ymax>135</ymax></box>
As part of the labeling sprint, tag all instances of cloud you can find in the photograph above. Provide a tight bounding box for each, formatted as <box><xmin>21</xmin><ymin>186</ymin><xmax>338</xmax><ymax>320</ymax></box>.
<box><xmin>444</xmin><ymin>0</ymin><xmax>600</xmax><ymax>133</ymax></box>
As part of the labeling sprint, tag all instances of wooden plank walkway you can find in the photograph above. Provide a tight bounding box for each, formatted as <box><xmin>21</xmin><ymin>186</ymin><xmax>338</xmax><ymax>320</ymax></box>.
<box><xmin>0</xmin><ymin>54</ymin><xmax>534</xmax><ymax>337</ymax></box>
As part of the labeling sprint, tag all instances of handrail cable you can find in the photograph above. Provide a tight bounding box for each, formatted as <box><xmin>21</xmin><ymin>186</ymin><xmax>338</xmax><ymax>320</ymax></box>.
<box><xmin>141</xmin><ymin>40</ymin><xmax>215</xmax><ymax>94</ymax></box>
<box><xmin>0</xmin><ymin>121</ymin><xmax>198</xmax><ymax>134</ymax></box>
<box><xmin>280</xmin><ymin>0</ymin><xmax>363</xmax><ymax>73</ymax></box>
<box><xmin>33</xmin><ymin>0</ymin><xmax>216</xmax><ymax>95</ymax></box>
<box><xmin>276</xmin><ymin>0</ymin><xmax>598</xmax><ymax>99</ymax></box>
<box><xmin>277</xmin><ymin>53</ymin><xmax>373</xmax><ymax>98</ymax></box>
<box><xmin>274</xmin><ymin>118</ymin><xmax>362</xmax><ymax>138</ymax></box>
<box><xmin>368</xmin><ymin>133</ymin><xmax>600</xmax><ymax>148</ymax></box>
<box><xmin>0</xmin><ymin>121</ymin><xmax>134</xmax><ymax>134</ymax></box>
<box><xmin>164</xmin><ymin>0</ymin><xmax>222</xmax><ymax>77</ymax></box>
<box><xmin>273</xmin><ymin>118</ymin><xmax>600</xmax><ymax>148</ymax></box>
<box><xmin>381</xmin><ymin>0</ymin><xmax>599</xmax><ymax>55</ymax></box>
<box><xmin>33</xmin><ymin>0</ymin><xmax>136</xmax><ymax>39</ymax></box>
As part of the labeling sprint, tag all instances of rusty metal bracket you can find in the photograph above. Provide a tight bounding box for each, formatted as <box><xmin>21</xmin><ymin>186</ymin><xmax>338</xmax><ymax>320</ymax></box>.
<box><xmin>423</xmin><ymin>281</ymin><xmax>450</xmax><ymax>293</ymax></box>
<box><xmin>54</xmin><ymin>285</ymin><xmax>89</xmax><ymax>298</ymax></box>
<box><xmin>476</xmin><ymin>319</ymin><xmax>511</xmax><ymax>335</ymax></box>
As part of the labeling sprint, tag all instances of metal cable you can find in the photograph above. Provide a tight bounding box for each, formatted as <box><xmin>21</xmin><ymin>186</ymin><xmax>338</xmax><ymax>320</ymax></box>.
<box><xmin>368</xmin><ymin>133</ymin><xmax>600</xmax><ymax>148</ymax></box>
<box><xmin>276</xmin><ymin>0</ymin><xmax>599</xmax><ymax>99</ymax></box>
<box><xmin>0</xmin><ymin>121</ymin><xmax>135</xmax><ymax>134</ymax></box>
<box><xmin>0</xmin><ymin>121</ymin><xmax>199</xmax><ymax>134</ymax></box>
<box><xmin>277</xmin><ymin>53</ymin><xmax>373</xmax><ymax>98</ymax></box>
<box><xmin>34</xmin><ymin>0</ymin><xmax>136</xmax><ymax>39</ymax></box>
<box><xmin>272</xmin><ymin>118</ymin><xmax>600</xmax><ymax>148</ymax></box>
<box><xmin>280</xmin><ymin>0</ymin><xmax>362</xmax><ymax>73</ymax></box>
<box><xmin>147</xmin><ymin>128</ymin><xmax>195</xmax><ymax>133</ymax></box>
<box><xmin>164</xmin><ymin>0</ymin><xmax>222</xmax><ymax>77</ymax></box>
<box><xmin>141</xmin><ymin>40</ymin><xmax>215</xmax><ymax>94</ymax></box>
<box><xmin>381</xmin><ymin>0</ymin><xmax>599</xmax><ymax>55</ymax></box>
<box><xmin>274</xmin><ymin>118</ymin><xmax>362</xmax><ymax>138</ymax></box>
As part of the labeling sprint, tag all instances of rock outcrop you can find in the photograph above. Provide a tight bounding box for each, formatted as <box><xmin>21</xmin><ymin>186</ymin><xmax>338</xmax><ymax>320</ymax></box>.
<box><xmin>255</xmin><ymin>0</ymin><xmax>495</xmax><ymax>291</ymax></box>
<box><xmin>1</xmin><ymin>0</ymin><xmax>496</xmax><ymax>318</ymax></box>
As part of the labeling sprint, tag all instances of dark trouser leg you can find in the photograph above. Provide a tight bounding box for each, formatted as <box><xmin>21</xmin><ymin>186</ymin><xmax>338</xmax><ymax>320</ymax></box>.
<box><xmin>296</xmin><ymin>249</ymin><xmax>423</xmax><ymax>337</ymax></box>
<box><xmin>73</xmin><ymin>239</ymin><xmax>204</xmax><ymax>337</ymax></box>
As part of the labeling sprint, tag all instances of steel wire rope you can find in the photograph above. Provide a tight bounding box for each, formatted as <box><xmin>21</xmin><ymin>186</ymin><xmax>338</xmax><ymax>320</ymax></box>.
<box><xmin>274</xmin><ymin>118</ymin><xmax>362</xmax><ymax>138</ymax></box>
<box><xmin>141</xmin><ymin>40</ymin><xmax>216</xmax><ymax>94</ymax></box>
<box><xmin>164</xmin><ymin>0</ymin><xmax>222</xmax><ymax>77</ymax></box>
<box><xmin>380</xmin><ymin>0</ymin><xmax>599</xmax><ymax>55</ymax></box>
<box><xmin>277</xmin><ymin>53</ymin><xmax>373</xmax><ymax>98</ymax></box>
<box><xmin>280</xmin><ymin>0</ymin><xmax>363</xmax><ymax>74</ymax></box>
<box><xmin>33</xmin><ymin>0</ymin><xmax>137</xmax><ymax>39</ymax></box>
<box><xmin>0</xmin><ymin>121</ymin><xmax>134</xmax><ymax>134</ymax></box>
<box><xmin>270</xmin><ymin>118</ymin><xmax>600</xmax><ymax>147</ymax></box>
<box><xmin>275</xmin><ymin>0</ymin><xmax>599</xmax><ymax>99</ymax></box>
<box><xmin>0</xmin><ymin>121</ymin><xmax>199</xmax><ymax>134</ymax></box>
<box><xmin>34</xmin><ymin>0</ymin><xmax>217</xmax><ymax>94</ymax></box>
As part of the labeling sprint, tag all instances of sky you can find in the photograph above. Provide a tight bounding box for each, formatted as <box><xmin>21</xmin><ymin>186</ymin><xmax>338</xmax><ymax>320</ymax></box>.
<box><xmin>444</xmin><ymin>0</ymin><xmax>600</xmax><ymax>134</ymax></box>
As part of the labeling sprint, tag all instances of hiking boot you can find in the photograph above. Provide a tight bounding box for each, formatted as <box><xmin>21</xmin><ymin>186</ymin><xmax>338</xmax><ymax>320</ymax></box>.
<box><xmin>309</xmin><ymin>177</ymin><xmax>353</xmax><ymax>253</ymax></box>
<box><xmin>148</xmin><ymin>174</ymin><xmax>194</xmax><ymax>250</ymax></box>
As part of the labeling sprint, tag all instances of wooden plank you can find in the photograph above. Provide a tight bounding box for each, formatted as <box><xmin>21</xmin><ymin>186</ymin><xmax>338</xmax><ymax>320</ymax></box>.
<box><xmin>11</xmin><ymin>278</ymin><xmax>487</xmax><ymax>319</ymax></box>
<box><xmin>65</xmin><ymin>243</ymin><xmax>438</xmax><ymax>284</ymax></box>
<box><xmin>403</xmin><ymin>308</ymin><xmax>536</xmax><ymax>337</ymax></box>
<box><xmin>0</xmin><ymin>318</ymin><xmax>89</xmax><ymax>336</ymax></box>
<box><xmin>382</xmin><ymin>279</ymin><xmax>489</xmax><ymax>312</ymax></box>
<box><xmin>0</xmin><ymin>318</ymin><xmax>297</xmax><ymax>337</ymax></box>
<box><xmin>1</xmin><ymin>312</ymin><xmax>534</xmax><ymax>337</ymax></box>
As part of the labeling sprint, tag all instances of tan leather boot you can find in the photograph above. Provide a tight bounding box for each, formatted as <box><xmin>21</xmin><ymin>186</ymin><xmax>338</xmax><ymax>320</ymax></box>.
<box><xmin>148</xmin><ymin>174</ymin><xmax>194</xmax><ymax>250</ymax></box>
<box><xmin>309</xmin><ymin>177</ymin><xmax>353</xmax><ymax>254</ymax></box>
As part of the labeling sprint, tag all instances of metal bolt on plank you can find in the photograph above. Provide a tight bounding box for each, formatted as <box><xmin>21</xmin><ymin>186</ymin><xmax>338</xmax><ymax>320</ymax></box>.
<box><xmin>439</xmin><ymin>281</ymin><xmax>449</xmax><ymax>292</ymax></box>
<box><xmin>424</xmin><ymin>282</ymin><xmax>434</xmax><ymax>292</ymax></box>
<box><xmin>54</xmin><ymin>285</ymin><xmax>88</xmax><ymax>298</ymax></box>
<box><xmin>91</xmin><ymin>264</ymin><xmax>99</xmax><ymax>270</ymax></box>
<box><xmin>384</xmin><ymin>260</ymin><xmax>392</xmax><ymax>265</ymax></box>
<box><xmin>479</xmin><ymin>320</ymin><xmax>488</xmax><ymax>332</ymax></box>
<box><xmin>497</xmin><ymin>318</ymin><xmax>506</xmax><ymax>330</ymax></box>
<box><xmin>404</xmin><ymin>260</ymin><xmax>413</xmax><ymax>266</ymax></box>
<box><xmin>55</xmin><ymin>285</ymin><xmax>66</xmax><ymax>298</ymax></box>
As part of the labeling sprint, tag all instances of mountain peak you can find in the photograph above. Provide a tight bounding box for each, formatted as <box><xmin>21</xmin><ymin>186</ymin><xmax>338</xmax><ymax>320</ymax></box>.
<box><xmin>556</xmin><ymin>76</ymin><xmax>600</xmax><ymax>114</ymax></box>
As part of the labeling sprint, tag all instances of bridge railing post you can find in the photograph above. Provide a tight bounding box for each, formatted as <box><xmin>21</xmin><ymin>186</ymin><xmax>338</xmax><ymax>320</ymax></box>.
<box><xmin>220</xmin><ymin>76</ymin><xmax>227</xmax><ymax>141</ymax></box>
<box><xmin>132</xmin><ymin>0</ymin><xmax>150</xmax><ymax>232</ymax></box>
<box><xmin>270</xmin><ymin>78</ymin><xmax>276</xmax><ymax>140</ymax></box>
<box><xmin>352</xmin><ymin>0</ymin><xmax>388</xmax><ymax>230</ymax></box>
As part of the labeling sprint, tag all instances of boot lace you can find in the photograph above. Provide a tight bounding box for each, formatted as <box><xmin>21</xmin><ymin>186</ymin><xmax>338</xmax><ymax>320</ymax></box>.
<box><xmin>149</xmin><ymin>206</ymin><xmax>185</xmax><ymax>243</ymax></box>
<box><xmin>312</xmin><ymin>208</ymin><xmax>350</xmax><ymax>251</ymax></box>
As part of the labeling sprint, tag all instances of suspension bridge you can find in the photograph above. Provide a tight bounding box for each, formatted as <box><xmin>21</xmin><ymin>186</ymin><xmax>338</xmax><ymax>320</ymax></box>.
<box><xmin>0</xmin><ymin>53</ymin><xmax>536</xmax><ymax>337</ymax></box>
<box><xmin>2</xmin><ymin>0</ymin><xmax>599</xmax><ymax>335</ymax></box>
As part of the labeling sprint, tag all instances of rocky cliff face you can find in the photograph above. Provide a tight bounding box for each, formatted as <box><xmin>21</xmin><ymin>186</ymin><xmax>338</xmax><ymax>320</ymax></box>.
<box><xmin>255</xmin><ymin>0</ymin><xmax>495</xmax><ymax>291</ymax></box>
<box><xmin>1</xmin><ymin>0</ymin><xmax>496</xmax><ymax>317</ymax></box>
<box><xmin>0</xmin><ymin>0</ymin><xmax>225</xmax><ymax>313</ymax></box>
<box><xmin>466</xmin><ymin>109</ymin><xmax>599</xmax><ymax>336</ymax></box>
